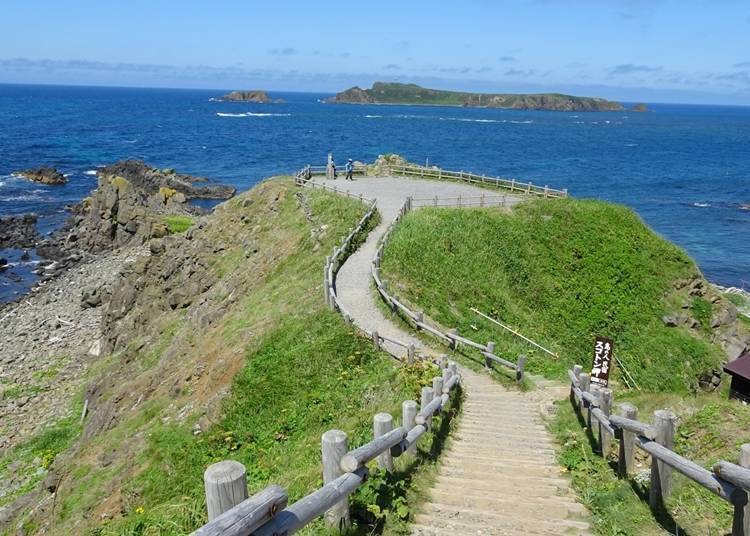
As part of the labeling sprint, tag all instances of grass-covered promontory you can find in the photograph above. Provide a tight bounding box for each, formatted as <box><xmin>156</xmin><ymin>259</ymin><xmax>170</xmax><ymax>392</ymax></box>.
<box><xmin>381</xmin><ymin>199</ymin><xmax>726</xmax><ymax>392</ymax></box>
<box><xmin>380</xmin><ymin>198</ymin><xmax>749</xmax><ymax>534</ymax></box>
<box><xmin>3</xmin><ymin>180</ymin><xmax>446</xmax><ymax>535</ymax></box>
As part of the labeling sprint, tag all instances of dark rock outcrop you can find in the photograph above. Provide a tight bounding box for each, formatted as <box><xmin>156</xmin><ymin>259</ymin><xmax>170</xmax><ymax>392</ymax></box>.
<box><xmin>632</xmin><ymin>103</ymin><xmax>649</xmax><ymax>112</ymax></box>
<box><xmin>0</xmin><ymin>214</ymin><xmax>39</xmax><ymax>248</ymax></box>
<box><xmin>218</xmin><ymin>90</ymin><xmax>278</xmax><ymax>103</ymax></box>
<box><xmin>16</xmin><ymin>167</ymin><xmax>67</xmax><ymax>185</ymax></box>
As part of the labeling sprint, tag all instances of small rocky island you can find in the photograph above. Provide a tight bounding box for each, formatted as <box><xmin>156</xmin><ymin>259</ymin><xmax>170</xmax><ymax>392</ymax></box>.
<box><xmin>632</xmin><ymin>103</ymin><xmax>649</xmax><ymax>112</ymax></box>
<box><xmin>217</xmin><ymin>90</ymin><xmax>280</xmax><ymax>103</ymax></box>
<box><xmin>15</xmin><ymin>166</ymin><xmax>67</xmax><ymax>185</ymax></box>
<box><xmin>327</xmin><ymin>82</ymin><xmax>624</xmax><ymax>112</ymax></box>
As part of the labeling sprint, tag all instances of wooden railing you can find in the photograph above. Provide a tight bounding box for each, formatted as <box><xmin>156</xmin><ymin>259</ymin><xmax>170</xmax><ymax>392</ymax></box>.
<box><xmin>192</xmin><ymin>358</ymin><xmax>461</xmax><ymax>535</ymax></box>
<box><xmin>389</xmin><ymin>164</ymin><xmax>568</xmax><ymax>199</ymax></box>
<box><xmin>568</xmin><ymin>365</ymin><xmax>750</xmax><ymax>535</ymax></box>
<box><xmin>371</xmin><ymin>196</ymin><xmax>526</xmax><ymax>380</ymax></box>
<box><xmin>410</xmin><ymin>193</ymin><xmax>513</xmax><ymax>209</ymax></box>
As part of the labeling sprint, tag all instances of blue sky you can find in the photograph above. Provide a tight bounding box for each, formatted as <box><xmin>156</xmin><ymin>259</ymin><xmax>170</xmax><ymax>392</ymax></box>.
<box><xmin>1</xmin><ymin>0</ymin><xmax>750</xmax><ymax>104</ymax></box>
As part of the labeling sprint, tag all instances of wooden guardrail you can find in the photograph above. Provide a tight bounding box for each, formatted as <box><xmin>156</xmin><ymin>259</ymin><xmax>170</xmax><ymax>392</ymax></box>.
<box><xmin>568</xmin><ymin>365</ymin><xmax>750</xmax><ymax>535</ymax></box>
<box><xmin>389</xmin><ymin>163</ymin><xmax>568</xmax><ymax>199</ymax></box>
<box><xmin>371</xmin><ymin>195</ymin><xmax>526</xmax><ymax>380</ymax></box>
<box><xmin>294</xmin><ymin>168</ymin><xmax>415</xmax><ymax>360</ymax></box>
<box><xmin>192</xmin><ymin>359</ymin><xmax>462</xmax><ymax>535</ymax></box>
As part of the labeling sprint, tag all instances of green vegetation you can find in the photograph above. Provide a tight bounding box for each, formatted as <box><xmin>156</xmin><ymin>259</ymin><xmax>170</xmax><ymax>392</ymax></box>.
<box><xmin>379</xmin><ymin>198</ymin><xmax>748</xmax><ymax>535</ymax></box>
<box><xmin>553</xmin><ymin>387</ymin><xmax>750</xmax><ymax>535</ymax></box>
<box><xmin>162</xmin><ymin>214</ymin><xmax>193</xmax><ymax>234</ymax></box>
<box><xmin>380</xmin><ymin>199</ymin><xmax>724</xmax><ymax>392</ymax></box>
<box><xmin>328</xmin><ymin>82</ymin><xmax>624</xmax><ymax>111</ymax></box>
<box><xmin>11</xmin><ymin>180</ymin><xmax>446</xmax><ymax>535</ymax></box>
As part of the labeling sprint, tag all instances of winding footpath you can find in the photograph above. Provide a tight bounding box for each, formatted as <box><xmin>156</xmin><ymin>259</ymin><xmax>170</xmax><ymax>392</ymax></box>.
<box><xmin>316</xmin><ymin>175</ymin><xmax>592</xmax><ymax>535</ymax></box>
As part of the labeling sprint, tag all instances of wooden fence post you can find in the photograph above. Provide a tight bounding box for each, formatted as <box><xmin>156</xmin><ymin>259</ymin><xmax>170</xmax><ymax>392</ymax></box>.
<box><xmin>598</xmin><ymin>388</ymin><xmax>613</xmax><ymax>456</ymax></box>
<box><xmin>322</xmin><ymin>429</ymin><xmax>350</xmax><ymax>530</ymax></box>
<box><xmin>402</xmin><ymin>401</ymin><xmax>418</xmax><ymax>455</ymax></box>
<box><xmin>578</xmin><ymin>373</ymin><xmax>590</xmax><ymax>415</ymax></box>
<box><xmin>204</xmin><ymin>460</ymin><xmax>248</xmax><ymax>521</ymax></box>
<box><xmin>374</xmin><ymin>413</ymin><xmax>395</xmax><ymax>473</ymax></box>
<box><xmin>588</xmin><ymin>385</ymin><xmax>600</xmax><ymax>429</ymax></box>
<box><xmin>421</xmin><ymin>387</ymin><xmax>434</xmax><ymax>431</ymax></box>
<box><xmin>407</xmin><ymin>344</ymin><xmax>416</xmax><ymax>365</ymax></box>
<box><xmin>440</xmin><ymin>355</ymin><xmax>448</xmax><ymax>370</ymax></box>
<box><xmin>415</xmin><ymin>311</ymin><xmax>424</xmax><ymax>330</ymax></box>
<box><xmin>516</xmin><ymin>355</ymin><xmax>527</xmax><ymax>382</ymax></box>
<box><xmin>485</xmin><ymin>342</ymin><xmax>495</xmax><ymax>369</ymax></box>
<box><xmin>433</xmin><ymin>376</ymin><xmax>444</xmax><ymax>399</ymax></box>
<box><xmin>448</xmin><ymin>328</ymin><xmax>458</xmax><ymax>350</ymax></box>
<box><xmin>372</xmin><ymin>331</ymin><xmax>380</xmax><ymax>351</ymax></box>
<box><xmin>649</xmin><ymin>410</ymin><xmax>677</xmax><ymax>510</ymax></box>
<box><xmin>571</xmin><ymin>364</ymin><xmax>583</xmax><ymax>404</ymax></box>
<box><xmin>740</xmin><ymin>444</ymin><xmax>750</xmax><ymax>536</ymax></box>
<box><xmin>617</xmin><ymin>403</ymin><xmax>638</xmax><ymax>477</ymax></box>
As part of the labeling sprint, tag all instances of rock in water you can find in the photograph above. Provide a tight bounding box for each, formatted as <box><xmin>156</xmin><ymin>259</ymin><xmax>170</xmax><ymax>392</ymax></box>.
<box><xmin>0</xmin><ymin>214</ymin><xmax>40</xmax><ymax>248</ymax></box>
<box><xmin>16</xmin><ymin>167</ymin><xmax>67</xmax><ymax>185</ymax></box>
<box><xmin>218</xmin><ymin>90</ymin><xmax>275</xmax><ymax>103</ymax></box>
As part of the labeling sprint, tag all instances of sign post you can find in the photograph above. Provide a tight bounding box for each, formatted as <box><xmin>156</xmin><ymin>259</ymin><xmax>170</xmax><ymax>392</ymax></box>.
<box><xmin>591</xmin><ymin>336</ymin><xmax>613</xmax><ymax>387</ymax></box>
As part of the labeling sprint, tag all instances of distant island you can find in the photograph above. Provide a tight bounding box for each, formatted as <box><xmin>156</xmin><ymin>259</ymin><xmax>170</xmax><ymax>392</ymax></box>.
<box><xmin>217</xmin><ymin>90</ymin><xmax>282</xmax><ymax>103</ymax></box>
<box><xmin>632</xmin><ymin>103</ymin><xmax>649</xmax><ymax>112</ymax></box>
<box><xmin>327</xmin><ymin>82</ymin><xmax>624</xmax><ymax>112</ymax></box>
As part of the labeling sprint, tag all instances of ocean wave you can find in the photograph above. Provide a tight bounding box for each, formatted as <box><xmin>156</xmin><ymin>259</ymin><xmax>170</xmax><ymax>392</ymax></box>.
<box><xmin>509</xmin><ymin>120</ymin><xmax>533</xmax><ymax>124</ymax></box>
<box><xmin>624</xmin><ymin>143</ymin><xmax>638</xmax><ymax>147</ymax></box>
<box><xmin>440</xmin><ymin>117</ymin><xmax>502</xmax><ymax>123</ymax></box>
<box><xmin>216</xmin><ymin>112</ymin><xmax>291</xmax><ymax>118</ymax></box>
<box><xmin>693</xmin><ymin>202</ymin><xmax>711</xmax><ymax>208</ymax></box>
<box><xmin>364</xmin><ymin>114</ymin><xmax>383</xmax><ymax>118</ymax></box>
<box><xmin>84</xmin><ymin>170</ymin><xmax>98</xmax><ymax>176</ymax></box>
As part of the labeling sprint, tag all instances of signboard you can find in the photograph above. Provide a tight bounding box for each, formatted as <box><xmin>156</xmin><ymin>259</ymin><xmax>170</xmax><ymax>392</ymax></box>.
<box><xmin>591</xmin><ymin>336</ymin><xmax>613</xmax><ymax>387</ymax></box>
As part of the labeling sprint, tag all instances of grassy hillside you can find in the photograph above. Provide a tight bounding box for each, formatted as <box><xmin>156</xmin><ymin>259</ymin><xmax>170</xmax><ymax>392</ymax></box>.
<box><xmin>3</xmin><ymin>179</ymin><xmax>444</xmax><ymax>535</ymax></box>
<box><xmin>380</xmin><ymin>198</ymin><xmax>750</xmax><ymax>534</ymax></box>
<box><xmin>328</xmin><ymin>82</ymin><xmax>624</xmax><ymax>111</ymax></box>
<box><xmin>381</xmin><ymin>199</ymin><xmax>729</xmax><ymax>392</ymax></box>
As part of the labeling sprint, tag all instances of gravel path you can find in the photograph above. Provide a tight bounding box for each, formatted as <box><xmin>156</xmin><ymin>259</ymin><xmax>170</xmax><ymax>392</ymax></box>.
<box><xmin>310</xmin><ymin>175</ymin><xmax>590</xmax><ymax>534</ymax></box>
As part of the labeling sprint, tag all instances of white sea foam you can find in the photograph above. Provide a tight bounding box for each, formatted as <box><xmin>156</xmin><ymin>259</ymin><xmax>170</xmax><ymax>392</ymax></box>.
<box><xmin>216</xmin><ymin>112</ymin><xmax>291</xmax><ymax>117</ymax></box>
<box><xmin>364</xmin><ymin>114</ymin><xmax>383</xmax><ymax>118</ymax></box>
<box><xmin>509</xmin><ymin>120</ymin><xmax>533</xmax><ymax>124</ymax></box>
<box><xmin>693</xmin><ymin>202</ymin><xmax>711</xmax><ymax>208</ymax></box>
<box><xmin>84</xmin><ymin>170</ymin><xmax>98</xmax><ymax>176</ymax></box>
<box><xmin>440</xmin><ymin>117</ymin><xmax>503</xmax><ymax>123</ymax></box>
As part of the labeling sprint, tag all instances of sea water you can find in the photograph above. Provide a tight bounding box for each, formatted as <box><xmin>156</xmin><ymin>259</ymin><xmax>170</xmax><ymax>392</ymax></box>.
<box><xmin>0</xmin><ymin>84</ymin><xmax>748</xmax><ymax>302</ymax></box>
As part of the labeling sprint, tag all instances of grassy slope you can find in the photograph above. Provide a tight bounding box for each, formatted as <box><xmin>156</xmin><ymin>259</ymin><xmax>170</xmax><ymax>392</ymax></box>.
<box><xmin>381</xmin><ymin>199</ymin><xmax>723</xmax><ymax>392</ymax></box>
<box><xmin>3</xmin><ymin>179</ymin><xmax>444</xmax><ymax>535</ymax></box>
<box><xmin>380</xmin><ymin>199</ymin><xmax>747</xmax><ymax>535</ymax></box>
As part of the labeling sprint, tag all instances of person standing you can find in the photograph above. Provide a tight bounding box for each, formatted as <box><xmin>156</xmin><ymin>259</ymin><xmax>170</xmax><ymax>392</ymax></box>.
<box><xmin>345</xmin><ymin>158</ymin><xmax>354</xmax><ymax>181</ymax></box>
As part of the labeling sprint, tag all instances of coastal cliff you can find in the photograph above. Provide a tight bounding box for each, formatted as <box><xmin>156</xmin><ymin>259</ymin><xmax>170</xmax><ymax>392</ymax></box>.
<box><xmin>327</xmin><ymin>82</ymin><xmax>625</xmax><ymax>111</ymax></box>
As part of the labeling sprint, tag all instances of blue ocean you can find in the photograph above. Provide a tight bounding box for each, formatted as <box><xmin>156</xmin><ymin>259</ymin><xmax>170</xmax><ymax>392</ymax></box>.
<box><xmin>1</xmin><ymin>84</ymin><xmax>748</xmax><ymax>302</ymax></box>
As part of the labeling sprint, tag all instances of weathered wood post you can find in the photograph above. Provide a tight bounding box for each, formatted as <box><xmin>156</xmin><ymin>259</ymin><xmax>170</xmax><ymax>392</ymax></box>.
<box><xmin>649</xmin><ymin>410</ymin><xmax>677</xmax><ymax>510</ymax></box>
<box><xmin>323</xmin><ymin>257</ymin><xmax>330</xmax><ymax>306</ymax></box>
<box><xmin>598</xmin><ymin>388</ymin><xmax>613</xmax><ymax>456</ymax></box>
<box><xmin>448</xmin><ymin>328</ymin><xmax>458</xmax><ymax>350</ymax></box>
<box><xmin>322</xmin><ymin>429</ymin><xmax>350</xmax><ymax>530</ymax></box>
<box><xmin>588</xmin><ymin>385</ymin><xmax>602</xmax><ymax>430</ymax></box>
<box><xmin>402</xmin><ymin>401</ymin><xmax>418</xmax><ymax>455</ymax></box>
<box><xmin>440</xmin><ymin>355</ymin><xmax>448</xmax><ymax>370</ymax></box>
<box><xmin>415</xmin><ymin>311</ymin><xmax>424</xmax><ymax>330</ymax></box>
<box><xmin>485</xmin><ymin>342</ymin><xmax>496</xmax><ymax>369</ymax></box>
<box><xmin>442</xmin><ymin>366</ymin><xmax>451</xmax><ymax>387</ymax></box>
<box><xmin>204</xmin><ymin>460</ymin><xmax>248</xmax><ymax>521</ymax></box>
<box><xmin>433</xmin><ymin>377</ymin><xmax>444</xmax><ymax>400</ymax></box>
<box><xmin>578</xmin><ymin>372</ymin><xmax>590</xmax><ymax>415</ymax></box>
<box><xmin>372</xmin><ymin>331</ymin><xmax>380</xmax><ymax>351</ymax></box>
<box><xmin>571</xmin><ymin>364</ymin><xmax>583</xmax><ymax>405</ymax></box>
<box><xmin>407</xmin><ymin>344</ymin><xmax>416</xmax><ymax>365</ymax></box>
<box><xmin>374</xmin><ymin>413</ymin><xmax>395</xmax><ymax>473</ymax></box>
<box><xmin>516</xmin><ymin>354</ymin><xmax>527</xmax><ymax>382</ymax></box>
<box><xmin>740</xmin><ymin>444</ymin><xmax>750</xmax><ymax>536</ymax></box>
<box><xmin>421</xmin><ymin>386</ymin><xmax>434</xmax><ymax>431</ymax></box>
<box><xmin>448</xmin><ymin>361</ymin><xmax>457</xmax><ymax>378</ymax></box>
<box><xmin>617</xmin><ymin>403</ymin><xmax>638</xmax><ymax>477</ymax></box>
<box><xmin>326</xmin><ymin>153</ymin><xmax>334</xmax><ymax>180</ymax></box>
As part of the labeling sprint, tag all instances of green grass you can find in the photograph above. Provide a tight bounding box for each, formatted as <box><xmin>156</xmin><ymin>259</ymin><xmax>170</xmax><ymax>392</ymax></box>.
<box><xmin>23</xmin><ymin>180</ymin><xmax>446</xmax><ymax>535</ymax></box>
<box><xmin>162</xmin><ymin>215</ymin><xmax>193</xmax><ymax>234</ymax></box>
<box><xmin>380</xmin><ymin>199</ymin><xmax>724</xmax><ymax>392</ymax></box>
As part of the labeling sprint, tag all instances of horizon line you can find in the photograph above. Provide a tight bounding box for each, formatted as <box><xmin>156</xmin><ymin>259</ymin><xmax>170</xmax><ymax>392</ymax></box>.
<box><xmin>1</xmin><ymin>81</ymin><xmax>749</xmax><ymax>109</ymax></box>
